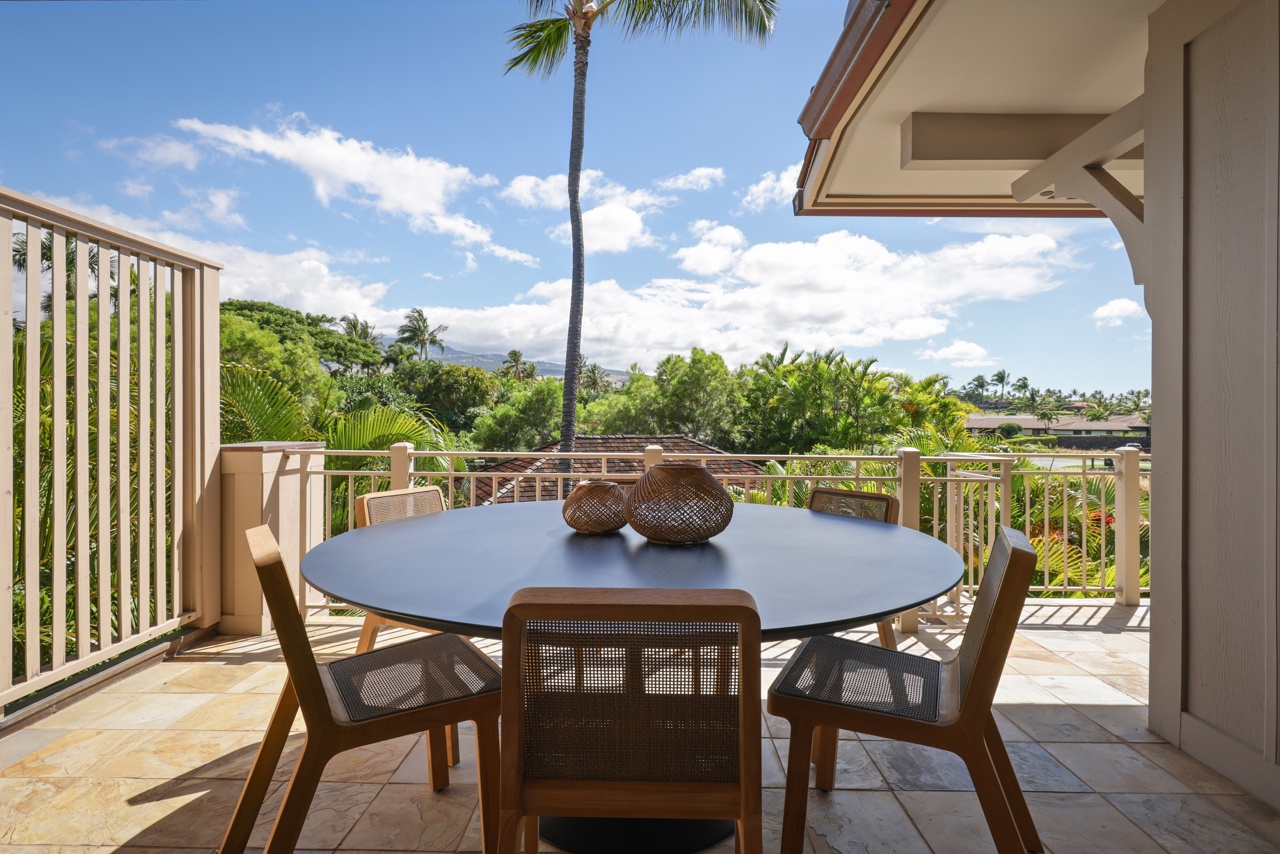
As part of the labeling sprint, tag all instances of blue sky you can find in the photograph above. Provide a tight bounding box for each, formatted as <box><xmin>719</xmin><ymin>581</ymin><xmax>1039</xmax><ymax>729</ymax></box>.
<box><xmin>1</xmin><ymin>0</ymin><xmax>1151</xmax><ymax>392</ymax></box>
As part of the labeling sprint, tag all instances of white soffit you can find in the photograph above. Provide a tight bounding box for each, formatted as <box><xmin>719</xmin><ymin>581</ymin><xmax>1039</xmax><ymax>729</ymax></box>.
<box><xmin>807</xmin><ymin>0</ymin><xmax>1162</xmax><ymax>215</ymax></box>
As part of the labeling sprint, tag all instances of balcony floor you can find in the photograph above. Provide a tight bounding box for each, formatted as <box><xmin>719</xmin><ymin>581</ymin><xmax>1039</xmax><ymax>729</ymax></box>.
<box><xmin>0</xmin><ymin>602</ymin><xmax>1277</xmax><ymax>853</ymax></box>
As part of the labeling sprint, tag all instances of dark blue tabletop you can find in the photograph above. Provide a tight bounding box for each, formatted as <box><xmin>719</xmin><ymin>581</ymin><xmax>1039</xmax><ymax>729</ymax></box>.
<box><xmin>300</xmin><ymin>500</ymin><xmax>963</xmax><ymax>642</ymax></box>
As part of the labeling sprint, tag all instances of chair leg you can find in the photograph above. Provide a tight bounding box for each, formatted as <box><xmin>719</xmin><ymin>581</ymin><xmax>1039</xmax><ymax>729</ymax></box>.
<box><xmin>475</xmin><ymin>713</ymin><xmax>502</xmax><ymax>854</ymax></box>
<box><xmin>427</xmin><ymin>725</ymin><xmax>451</xmax><ymax>791</ymax></box>
<box><xmin>263</xmin><ymin>735</ymin><xmax>330</xmax><ymax>854</ymax></box>
<box><xmin>496</xmin><ymin>809</ymin><xmax>523</xmax><ymax>854</ymax></box>
<box><xmin>780</xmin><ymin>721</ymin><xmax>815</xmax><ymax>854</ymax></box>
<box><xmin>959</xmin><ymin>738</ymin><xmax>1027</xmax><ymax>854</ymax></box>
<box><xmin>524</xmin><ymin>815</ymin><xmax>540</xmax><ymax>852</ymax></box>
<box><xmin>221</xmin><ymin>679</ymin><xmax>299</xmax><ymax>854</ymax></box>
<box><xmin>984</xmin><ymin>714</ymin><xmax>1043</xmax><ymax>852</ymax></box>
<box><xmin>812</xmin><ymin>725</ymin><xmax>839</xmax><ymax>792</ymax></box>
<box><xmin>355</xmin><ymin>614</ymin><xmax>381</xmax><ymax>653</ymax></box>
<box><xmin>447</xmin><ymin>722</ymin><xmax>462</xmax><ymax>767</ymax></box>
<box><xmin>876</xmin><ymin>619</ymin><xmax>899</xmax><ymax>650</ymax></box>
<box><xmin>737</xmin><ymin>812</ymin><xmax>763</xmax><ymax>854</ymax></box>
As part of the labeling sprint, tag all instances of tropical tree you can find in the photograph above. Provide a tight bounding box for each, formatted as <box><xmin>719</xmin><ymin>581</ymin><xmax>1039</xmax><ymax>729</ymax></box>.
<box><xmin>381</xmin><ymin>342</ymin><xmax>417</xmax><ymax>371</ymax></box>
<box><xmin>504</xmin><ymin>0</ymin><xmax>777</xmax><ymax>459</ymax></box>
<box><xmin>580</xmin><ymin>361</ymin><xmax>609</xmax><ymax>396</ymax></box>
<box><xmin>501</xmin><ymin>349</ymin><xmax>536</xmax><ymax>381</ymax></box>
<box><xmin>397</xmin><ymin>308</ymin><xmax>447</xmax><ymax>360</ymax></box>
<box><xmin>1084</xmin><ymin>401</ymin><xmax>1119</xmax><ymax>421</ymax></box>
<box><xmin>1013</xmin><ymin>376</ymin><xmax>1030</xmax><ymax>396</ymax></box>
<box><xmin>989</xmin><ymin>369</ymin><xmax>1009</xmax><ymax>401</ymax></box>
<box><xmin>340</xmin><ymin>313</ymin><xmax>380</xmax><ymax>346</ymax></box>
<box><xmin>968</xmin><ymin>374</ymin><xmax>989</xmax><ymax>402</ymax></box>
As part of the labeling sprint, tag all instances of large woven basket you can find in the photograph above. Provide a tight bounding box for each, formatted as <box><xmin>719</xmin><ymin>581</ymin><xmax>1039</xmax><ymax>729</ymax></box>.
<box><xmin>623</xmin><ymin>462</ymin><xmax>734</xmax><ymax>545</ymax></box>
<box><xmin>562</xmin><ymin>480</ymin><xmax>627</xmax><ymax>534</ymax></box>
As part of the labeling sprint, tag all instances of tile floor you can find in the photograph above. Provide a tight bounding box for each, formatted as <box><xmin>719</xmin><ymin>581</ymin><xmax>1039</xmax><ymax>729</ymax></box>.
<box><xmin>1</xmin><ymin>602</ymin><xmax>1278</xmax><ymax>853</ymax></box>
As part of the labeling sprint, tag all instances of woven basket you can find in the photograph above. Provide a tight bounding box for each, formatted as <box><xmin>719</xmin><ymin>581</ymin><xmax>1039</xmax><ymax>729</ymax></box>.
<box><xmin>623</xmin><ymin>462</ymin><xmax>734</xmax><ymax>545</ymax></box>
<box><xmin>562</xmin><ymin>480</ymin><xmax>627</xmax><ymax>534</ymax></box>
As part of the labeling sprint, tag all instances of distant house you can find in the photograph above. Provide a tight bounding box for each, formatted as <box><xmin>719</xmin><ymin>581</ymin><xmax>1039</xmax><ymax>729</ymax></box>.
<box><xmin>965</xmin><ymin>413</ymin><xmax>1149</xmax><ymax>437</ymax></box>
<box><xmin>470</xmin><ymin>435</ymin><xmax>765</xmax><ymax>504</ymax></box>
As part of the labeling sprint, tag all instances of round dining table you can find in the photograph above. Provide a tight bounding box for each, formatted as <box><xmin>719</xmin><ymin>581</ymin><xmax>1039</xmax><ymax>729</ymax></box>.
<box><xmin>301</xmin><ymin>499</ymin><xmax>963</xmax><ymax>854</ymax></box>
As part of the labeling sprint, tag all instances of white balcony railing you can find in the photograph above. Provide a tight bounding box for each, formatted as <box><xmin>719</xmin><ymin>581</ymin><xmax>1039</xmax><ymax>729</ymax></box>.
<box><xmin>1</xmin><ymin>187</ymin><xmax>223</xmax><ymax>715</ymax></box>
<box><xmin>265</xmin><ymin>444</ymin><xmax>1150</xmax><ymax>620</ymax></box>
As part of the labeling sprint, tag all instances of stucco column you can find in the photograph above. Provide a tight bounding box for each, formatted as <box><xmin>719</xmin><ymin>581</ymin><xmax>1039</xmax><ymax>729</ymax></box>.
<box><xmin>219</xmin><ymin>441</ymin><xmax>326</xmax><ymax>635</ymax></box>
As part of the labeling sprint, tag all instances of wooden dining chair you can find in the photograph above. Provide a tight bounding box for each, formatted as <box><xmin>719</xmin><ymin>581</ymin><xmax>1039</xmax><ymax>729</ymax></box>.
<box><xmin>767</xmin><ymin>527</ymin><xmax>1042</xmax><ymax>854</ymax></box>
<box><xmin>222</xmin><ymin>526</ymin><xmax>503</xmax><ymax>854</ymax></box>
<box><xmin>495</xmin><ymin>587</ymin><xmax>763</xmax><ymax>854</ymax></box>
<box><xmin>352</xmin><ymin>484</ymin><xmax>461</xmax><ymax>790</ymax></box>
<box><xmin>806</xmin><ymin>486</ymin><xmax>902</xmax><ymax>650</ymax></box>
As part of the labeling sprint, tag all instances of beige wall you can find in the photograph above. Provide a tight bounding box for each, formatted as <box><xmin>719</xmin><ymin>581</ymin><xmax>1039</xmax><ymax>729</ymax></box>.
<box><xmin>1147</xmin><ymin>0</ymin><xmax>1280</xmax><ymax>808</ymax></box>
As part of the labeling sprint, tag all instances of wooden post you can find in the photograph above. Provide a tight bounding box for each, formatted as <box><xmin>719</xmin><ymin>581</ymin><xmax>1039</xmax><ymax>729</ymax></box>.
<box><xmin>390</xmin><ymin>442</ymin><xmax>413</xmax><ymax>490</ymax></box>
<box><xmin>1115</xmin><ymin>447</ymin><xmax>1142</xmax><ymax>606</ymax></box>
<box><xmin>999</xmin><ymin>458</ymin><xmax>1013</xmax><ymax>527</ymax></box>
<box><xmin>643</xmin><ymin>445</ymin><xmax>664</xmax><ymax>470</ymax></box>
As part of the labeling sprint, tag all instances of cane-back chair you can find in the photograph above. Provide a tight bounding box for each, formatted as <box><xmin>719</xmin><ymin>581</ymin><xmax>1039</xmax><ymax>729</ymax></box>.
<box><xmin>222</xmin><ymin>526</ymin><xmax>503</xmax><ymax>854</ymax></box>
<box><xmin>767</xmin><ymin>527</ymin><xmax>1042</xmax><ymax>854</ymax></box>
<box><xmin>352</xmin><ymin>484</ymin><xmax>461</xmax><ymax>789</ymax></box>
<box><xmin>496</xmin><ymin>588</ymin><xmax>763</xmax><ymax>854</ymax></box>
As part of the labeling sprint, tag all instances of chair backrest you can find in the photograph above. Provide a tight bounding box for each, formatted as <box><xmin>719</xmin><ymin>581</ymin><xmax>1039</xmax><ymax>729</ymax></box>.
<box><xmin>355</xmin><ymin>485</ymin><xmax>446</xmax><ymax>528</ymax></box>
<box><xmin>808</xmin><ymin>487</ymin><xmax>900</xmax><ymax>525</ymax></box>
<box><xmin>956</xmin><ymin>526</ymin><xmax>1038</xmax><ymax>714</ymax></box>
<box><xmin>243</xmin><ymin>526</ymin><xmax>330</xmax><ymax>727</ymax></box>
<box><xmin>502</xmin><ymin>588</ymin><xmax>761</xmax><ymax>806</ymax></box>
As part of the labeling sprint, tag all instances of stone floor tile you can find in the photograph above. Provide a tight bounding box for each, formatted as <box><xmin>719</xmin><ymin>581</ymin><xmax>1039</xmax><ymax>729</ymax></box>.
<box><xmin>7</xmin><ymin>776</ymin><xmax>219</xmax><ymax>847</ymax></box>
<box><xmin>109</xmin><ymin>776</ymin><xmax>246</xmax><ymax>849</ymax></box>
<box><xmin>1206</xmin><ymin>794</ymin><xmax>1280</xmax><ymax>848</ymax></box>
<box><xmin>1024</xmin><ymin>792</ymin><xmax>1165</xmax><ymax>853</ymax></box>
<box><xmin>85</xmin><ymin>730</ymin><xmax>263</xmax><ymax>780</ymax></box>
<box><xmin>776</xmin><ymin>738</ymin><xmax>887</xmax><ymax>790</ymax></box>
<box><xmin>762</xmin><ymin>738</ymin><xmax>787</xmax><ymax>788</ymax></box>
<box><xmin>227</xmin><ymin>663</ymin><xmax>290</xmax><ymax>694</ymax></box>
<box><xmin>763</xmin><ymin>711</ymin><xmax>791</xmax><ymax>739</ymax></box>
<box><xmin>0</xmin><ymin>729</ymin><xmax>72</xmax><ymax>771</ymax></box>
<box><xmin>1058</xmin><ymin>652</ymin><xmax>1149</xmax><ymax>675</ymax></box>
<box><xmin>1072</xmin><ymin>703</ymin><xmax>1164</xmax><ymax>744</ymax></box>
<box><xmin>805</xmin><ymin>790</ymin><xmax>930</xmax><ymax>853</ymax></box>
<box><xmin>168</xmin><ymin>693</ymin><xmax>280</xmax><ymax>731</ymax></box>
<box><xmin>1003</xmin><ymin>655</ymin><xmax>1090</xmax><ymax>677</ymax></box>
<box><xmin>0</xmin><ymin>777</ymin><xmax>79</xmax><ymax>843</ymax></box>
<box><xmin>389</xmin><ymin>728</ymin><xmax>478</xmax><ymax>786</ymax></box>
<box><xmin>1029</xmin><ymin>674</ymin><xmax>1144</xmax><ymax>707</ymax></box>
<box><xmin>862</xmin><ymin>742</ymin><xmax>971</xmax><ymax>791</ymax></box>
<box><xmin>996</xmin><ymin>702</ymin><xmax>1119</xmax><ymax>743</ymax></box>
<box><xmin>320</xmin><ymin>734</ymin><xmax>418</xmax><ymax>784</ymax></box>
<box><xmin>993</xmin><ymin>674</ymin><xmax>1068</xmax><ymax>705</ymax></box>
<box><xmin>144</xmin><ymin>662</ymin><xmax>269</xmax><ymax>694</ymax></box>
<box><xmin>1131</xmin><ymin>744</ymin><xmax>1247</xmax><ymax>795</ymax></box>
<box><xmin>94</xmin><ymin>693</ymin><xmax>219</xmax><ymax>730</ymax></box>
<box><xmin>991</xmin><ymin>709</ymin><xmax>1032</xmax><ymax>742</ymax></box>
<box><xmin>250</xmin><ymin>780</ymin><xmax>381</xmax><ymax>849</ymax></box>
<box><xmin>99</xmin><ymin>662</ymin><xmax>197</xmax><ymax>694</ymax></box>
<box><xmin>337</xmin><ymin>782</ymin><xmax>475</xmax><ymax>851</ymax></box>
<box><xmin>1088</xmin><ymin>629</ymin><xmax>1152</xmax><ymax>655</ymax></box>
<box><xmin>25</xmin><ymin>692</ymin><xmax>141</xmax><ymax>731</ymax></box>
<box><xmin>1</xmin><ymin>729</ymin><xmax>143</xmax><ymax>778</ymax></box>
<box><xmin>1005</xmin><ymin>743</ymin><xmax>1091</xmax><ymax>793</ymax></box>
<box><xmin>895</xmin><ymin>791</ymin><xmax>995</xmax><ymax>853</ymax></box>
<box><xmin>1015</xmin><ymin>629</ymin><xmax>1109</xmax><ymax>654</ymax></box>
<box><xmin>1106</xmin><ymin>793</ymin><xmax>1276</xmax><ymax>853</ymax></box>
<box><xmin>1043</xmin><ymin>743</ymin><xmax>1191</xmax><ymax>793</ymax></box>
<box><xmin>1098</xmin><ymin>673</ymin><xmax>1149</xmax><ymax>703</ymax></box>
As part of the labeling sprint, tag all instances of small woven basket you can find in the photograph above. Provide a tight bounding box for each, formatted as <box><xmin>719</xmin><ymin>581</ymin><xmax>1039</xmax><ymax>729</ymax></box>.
<box><xmin>623</xmin><ymin>462</ymin><xmax>734</xmax><ymax>545</ymax></box>
<box><xmin>562</xmin><ymin>480</ymin><xmax>627</xmax><ymax>534</ymax></box>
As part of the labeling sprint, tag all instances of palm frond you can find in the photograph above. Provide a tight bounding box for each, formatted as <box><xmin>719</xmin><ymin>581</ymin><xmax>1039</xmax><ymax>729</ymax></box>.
<box><xmin>504</xmin><ymin>16</ymin><xmax>573</xmax><ymax>79</ymax></box>
<box><xmin>220</xmin><ymin>363</ymin><xmax>317</xmax><ymax>444</ymax></box>
<box><xmin>613</xmin><ymin>0</ymin><xmax>778</xmax><ymax>44</ymax></box>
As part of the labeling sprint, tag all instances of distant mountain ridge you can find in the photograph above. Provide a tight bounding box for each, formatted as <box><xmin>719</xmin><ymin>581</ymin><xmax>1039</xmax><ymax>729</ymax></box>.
<box><xmin>380</xmin><ymin>340</ymin><xmax>627</xmax><ymax>380</ymax></box>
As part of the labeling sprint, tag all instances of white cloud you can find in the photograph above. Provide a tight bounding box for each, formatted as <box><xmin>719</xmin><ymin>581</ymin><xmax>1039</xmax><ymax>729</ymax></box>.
<box><xmin>1092</xmin><ymin>297</ymin><xmax>1147</xmax><ymax>327</ymax></box>
<box><xmin>414</xmin><ymin>229</ymin><xmax>1071</xmax><ymax>370</ymax></box>
<box><xmin>657</xmin><ymin>167</ymin><xmax>725</xmax><ymax>192</ymax></box>
<box><xmin>201</xmin><ymin>188</ymin><xmax>247</xmax><ymax>229</ymax></box>
<box><xmin>120</xmin><ymin>179</ymin><xmax>153</xmax><ymax>199</ymax></box>
<box><xmin>421</xmin><ymin>271</ymin><xmax>442</xmax><ymax>280</ymax></box>
<box><xmin>739</xmin><ymin>163</ymin><xmax>801</xmax><ymax>213</ymax></box>
<box><xmin>460</xmin><ymin>252</ymin><xmax>478</xmax><ymax>274</ymax></box>
<box><xmin>483</xmin><ymin>243</ymin><xmax>540</xmax><ymax>267</ymax></box>
<box><xmin>174</xmin><ymin>114</ymin><xmax>539</xmax><ymax>265</ymax></box>
<box><xmin>942</xmin><ymin>217</ymin><xmax>1112</xmax><ymax>241</ymax></box>
<box><xmin>499</xmin><ymin>173</ymin><xmax>569</xmax><ymax>209</ymax></box>
<box><xmin>671</xmin><ymin>220</ymin><xmax>747</xmax><ymax>276</ymax></box>
<box><xmin>36</xmin><ymin>194</ymin><xmax>390</xmax><ymax>322</ymax></box>
<box><xmin>550</xmin><ymin>201</ymin><xmax>659</xmax><ymax>254</ymax></box>
<box><xmin>915</xmin><ymin>340</ymin><xmax>996</xmax><ymax>368</ymax></box>
<box><xmin>99</xmin><ymin>135</ymin><xmax>201</xmax><ymax>170</ymax></box>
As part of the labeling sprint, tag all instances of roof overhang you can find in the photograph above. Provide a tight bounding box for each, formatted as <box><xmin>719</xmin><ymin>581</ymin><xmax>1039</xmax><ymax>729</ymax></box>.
<box><xmin>795</xmin><ymin>0</ymin><xmax>1161</xmax><ymax>218</ymax></box>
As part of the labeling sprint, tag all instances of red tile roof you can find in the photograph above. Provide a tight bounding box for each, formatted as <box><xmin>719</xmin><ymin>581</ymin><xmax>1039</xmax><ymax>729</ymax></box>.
<box><xmin>468</xmin><ymin>435</ymin><xmax>764</xmax><ymax>504</ymax></box>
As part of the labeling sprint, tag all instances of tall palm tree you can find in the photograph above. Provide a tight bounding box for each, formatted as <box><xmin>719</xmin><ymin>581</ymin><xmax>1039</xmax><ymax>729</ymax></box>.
<box><xmin>382</xmin><ymin>342</ymin><xmax>417</xmax><ymax>371</ymax></box>
<box><xmin>989</xmin><ymin>369</ymin><xmax>1009</xmax><ymax>401</ymax></box>
<box><xmin>505</xmin><ymin>0</ymin><xmax>777</xmax><ymax>459</ymax></box>
<box><xmin>340</xmin><ymin>313</ymin><xmax>380</xmax><ymax>345</ymax></box>
<box><xmin>501</xmin><ymin>349</ymin><xmax>536</xmax><ymax>380</ymax></box>
<box><xmin>581</xmin><ymin>361</ymin><xmax>609</xmax><ymax>395</ymax></box>
<box><xmin>969</xmin><ymin>374</ymin><xmax>989</xmax><ymax>402</ymax></box>
<box><xmin>397</xmin><ymin>308</ymin><xmax>447</xmax><ymax>361</ymax></box>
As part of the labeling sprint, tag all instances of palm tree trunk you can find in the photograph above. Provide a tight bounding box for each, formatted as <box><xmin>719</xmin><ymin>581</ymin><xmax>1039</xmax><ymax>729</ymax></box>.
<box><xmin>559</xmin><ymin>25</ymin><xmax>590</xmax><ymax>494</ymax></box>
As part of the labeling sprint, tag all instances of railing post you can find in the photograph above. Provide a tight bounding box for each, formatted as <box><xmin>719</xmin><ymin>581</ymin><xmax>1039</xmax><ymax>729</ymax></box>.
<box><xmin>390</xmin><ymin>442</ymin><xmax>413</xmax><ymax>490</ymax></box>
<box><xmin>643</xmin><ymin>445</ymin><xmax>665</xmax><ymax>470</ymax></box>
<box><xmin>896</xmin><ymin>447</ymin><xmax>922</xmax><ymax>633</ymax></box>
<box><xmin>1115</xmin><ymin>446</ymin><xmax>1142</xmax><ymax>606</ymax></box>
<box><xmin>999</xmin><ymin>458</ymin><xmax>1013</xmax><ymax>526</ymax></box>
<box><xmin>219</xmin><ymin>441</ymin><xmax>326</xmax><ymax>634</ymax></box>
